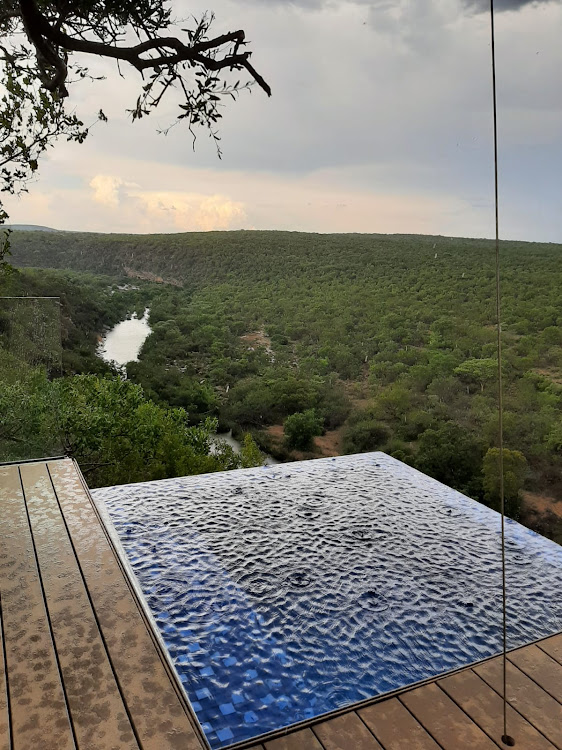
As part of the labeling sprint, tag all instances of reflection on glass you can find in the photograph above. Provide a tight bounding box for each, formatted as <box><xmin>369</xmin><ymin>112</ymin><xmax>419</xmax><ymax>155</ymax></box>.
<box><xmin>0</xmin><ymin>296</ymin><xmax>63</xmax><ymax>461</ymax></box>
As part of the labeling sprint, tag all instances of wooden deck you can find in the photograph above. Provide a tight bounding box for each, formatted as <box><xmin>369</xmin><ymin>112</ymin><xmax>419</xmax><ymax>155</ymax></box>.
<box><xmin>0</xmin><ymin>458</ymin><xmax>207</xmax><ymax>750</ymax></box>
<box><xmin>242</xmin><ymin>632</ymin><xmax>562</xmax><ymax>750</ymax></box>
<box><xmin>1</xmin><ymin>458</ymin><xmax>562</xmax><ymax>750</ymax></box>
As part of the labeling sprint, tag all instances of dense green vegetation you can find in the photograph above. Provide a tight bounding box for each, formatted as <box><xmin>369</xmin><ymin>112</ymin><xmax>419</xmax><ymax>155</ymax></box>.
<box><xmin>3</xmin><ymin>229</ymin><xmax>562</xmax><ymax>541</ymax></box>
<box><xmin>0</xmin><ymin>370</ymin><xmax>262</xmax><ymax>486</ymax></box>
<box><xmin>0</xmin><ymin>267</ymin><xmax>264</xmax><ymax>485</ymax></box>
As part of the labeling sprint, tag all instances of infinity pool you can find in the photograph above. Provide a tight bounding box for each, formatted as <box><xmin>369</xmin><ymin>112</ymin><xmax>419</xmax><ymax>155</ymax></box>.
<box><xmin>93</xmin><ymin>453</ymin><xmax>562</xmax><ymax>749</ymax></box>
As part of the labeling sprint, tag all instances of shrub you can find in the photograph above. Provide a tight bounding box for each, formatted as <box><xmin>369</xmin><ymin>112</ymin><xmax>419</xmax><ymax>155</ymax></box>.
<box><xmin>284</xmin><ymin>409</ymin><xmax>323</xmax><ymax>451</ymax></box>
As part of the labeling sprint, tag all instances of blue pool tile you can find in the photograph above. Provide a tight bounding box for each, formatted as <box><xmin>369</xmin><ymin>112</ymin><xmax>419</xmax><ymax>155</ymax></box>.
<box><xmin>195</xmin><ymin>688</ymin><xmax>212</xmax><ymax>701</ymax></box>
<box><xmin>244</xmin><ymin>711</ymin><xmax>258</xmax><ymax>724</ymax></box>
<box><xmin>191</xmin><ymin>701</ymin><xmax>202</xmax><ymax>712</ymax></box>
<box><xmin>219</xmin><ymin>702</ymin><xmax>235</xmax><ymax>716</ymax></box>
<box><xmin>216</xmin><ymin>728</ymin><xmax>234</xmax><ymax>742</ymax></box>
<box><xmin>231</xmin><ymin>692</ymin><xmax>245</xmax><ymax>705</ymax></box>
<box><xmin>188</xmin><ymin>643</ymin><xmax>201</xmax><ymax>652</ymax></box>
<box><xmin>223</xmin><ymin>656</ymin><xmax>237</xmax><ymax>667</ymax></box>
<box><xmin>244</xmin><ymin>669</ymin><xmax>258</xmax><ymax>680</ymax></box>
<box><xmin>200</xmin><ymin>666</ymin><xmax>215</xmax><ymax>677</ymax></box>
<box><xmin>261</xmin><ymin>693</ymin><xmax>275</xmax><ymax>707</ymax></box>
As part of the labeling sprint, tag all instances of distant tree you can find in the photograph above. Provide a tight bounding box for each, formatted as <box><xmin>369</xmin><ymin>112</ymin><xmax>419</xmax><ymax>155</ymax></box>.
<box><xmin>342</xmin><ymin>414</ymin><xmax>389</xmax><ymax>454</ymax></box>
<box><xmin>547</xmin><ymin>421</ymin><xmax>562</xmax><ymax>454</ymax></box>
<box><xmin>454</xmin><ymin>358</ymin><xmax>497</xmax><ymax>393</ymax></box>
<box><xmin>0</xmin><ymin>213</ymin><xmax>11</xmax><ymax>277</ymax></box>
<box><xmin>482</xmin><ymin>447</ymin><xmax>527</xmax><ymax>518</ymax></box>
<box><xmin>427</xmin><ymin>375</ymin><xmax>463</xmax><ymax>403</ymax></box>
<box><xmin>376</xmin><ymin>384</ymin><xmax>413</xmax><ymax>421</ymax></box>
<box><xmin>239</xmin><ymin>433</ymin><xmax>264</xmax><ymax>468</ymax></box>
<box><xmin>415</xmin><ymin>421</ymin><xmax>486</xmax><ymax>496</ymax></box>
<box><xmin>284</xmin><ymin>409</ymin><xmax>323</xmax><ymax>451</ymax></box>
<box><xmin>541</xmin><ymin>326</ymin><xmax>562</xmax><ymax>347</ymax></box>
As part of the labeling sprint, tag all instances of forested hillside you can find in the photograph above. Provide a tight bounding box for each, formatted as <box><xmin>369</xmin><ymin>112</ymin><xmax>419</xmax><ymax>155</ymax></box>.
<box><xmin>4</xmin><ymin>229</ymin><xmax>562</xmax><ymax>540</ymax></box>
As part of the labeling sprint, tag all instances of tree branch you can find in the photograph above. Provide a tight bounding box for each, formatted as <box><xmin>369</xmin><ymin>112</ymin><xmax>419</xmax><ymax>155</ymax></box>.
<box><xmin>18</xmin><ymin>0</ymin><xmax>271</xmax><ymax>96</ymax></box>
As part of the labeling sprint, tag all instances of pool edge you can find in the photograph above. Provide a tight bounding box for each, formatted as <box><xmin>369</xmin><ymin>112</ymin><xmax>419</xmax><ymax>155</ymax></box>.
<box><xmin>72</xmin><ymin>458</ymin><xmax>213</xmax><ymax>750</ymax></box>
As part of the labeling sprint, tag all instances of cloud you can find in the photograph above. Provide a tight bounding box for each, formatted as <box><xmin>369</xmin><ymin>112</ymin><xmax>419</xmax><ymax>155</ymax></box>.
<box><xmin>131</xmin><ymin>191</ymin><xmax>248</xmax><ymax>232</ymax></box>
<box><xmin>232</xmin><ymin>0</ymin><xmax>557</xmax><ymax>12</ymax></box>
<box><xmin>87</xmin><ymin>172</ymin><xmax>248</xmax><ymax>231</ymax></box>
<box><xmin>89</xmin><ymin>174</ymin><xmax>124</xmax><ymax>207</ymax></box>
<box><xmin>462</xmin><ymin>0</ymin><xmax>557</xmax><ymax>12</ymax></box>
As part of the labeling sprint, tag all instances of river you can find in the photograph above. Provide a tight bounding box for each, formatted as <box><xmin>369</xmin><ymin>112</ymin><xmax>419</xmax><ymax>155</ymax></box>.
<box><xmin>98</xmin><ymin>308</ymin><xmax>151</xmax><ymax>367</ymax></box>
<box><xmin>213</xmin><ymin>431</ymin><xmax>278</xmax><ymax>465</ymax></box>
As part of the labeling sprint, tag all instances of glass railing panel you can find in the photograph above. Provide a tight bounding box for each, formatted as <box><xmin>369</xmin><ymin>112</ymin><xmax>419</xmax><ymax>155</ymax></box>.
<box><xmin>0</xmin><ymin>296</ymin><xmax>64</xmax><ymax>462</ymax></box>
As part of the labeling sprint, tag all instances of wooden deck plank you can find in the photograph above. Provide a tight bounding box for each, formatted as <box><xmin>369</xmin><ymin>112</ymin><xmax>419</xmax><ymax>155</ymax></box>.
<box><xmin>0</xmin><ymin>464</ymin><xmax>74</xmax><ymax>750</ymax></box>
<box><xmin>509</xmin><ymin>644</ymin><xmax>562</xmax><ymax>703</ymax></box>
<box><xmin>264</xmin><ymin>728</ymin><xmax>324</xmax><ymax>749</ymax></box>
<box><xmin>439</xmin><ymin>667</ymin><xmax>556</xmax><ymax>749</ymax></box>
<box><xmin>400</xmin><ymin>682</ymin><xmax>498</xmax><ymax>750</ymax></box>
<box><xmin>538</xmin><ymin>634</ymin><xmax>562</xmax><ymax>666</ymax></box>
<box><xmin>359</xmin><ymin>697</ymin><xmax>440</xmax><ymax>750</ymax></box>
<box><xmin>313</xmin><ymin>711</ymin><xmax>383</xmax><ymax>750</ymax></box>
<box><xmin>48</xmin><ymin>459</ymin><xmax>204</xmax><ymax>750</ymax></box>
<box><xmin>20</xmin><ymin>462</ymin><xmax>139</xmax><ymax>750</ymax></box>
<box><xmin>0</xmin><ymin>597</ymin><xmax>10</xmax><ymax>750</ymax></box>
<box><xmin>475</xmin><ymin>657</ymin><xmax>562</xmax><ymax>748</ymax></box>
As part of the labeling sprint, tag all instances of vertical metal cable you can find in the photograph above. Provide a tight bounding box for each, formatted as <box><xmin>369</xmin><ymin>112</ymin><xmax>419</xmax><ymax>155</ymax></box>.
<box><xmin>490</xmin><ymin>1</ymin><xmax>512</xmax><ymax>745</ymax></box>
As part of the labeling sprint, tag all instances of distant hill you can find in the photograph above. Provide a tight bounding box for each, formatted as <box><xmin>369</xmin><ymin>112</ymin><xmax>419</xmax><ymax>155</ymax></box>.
<box><xmin>7</xmin><ymin>224</ymin><xmax>60</xmax><ymax>232</ymax></box>
<box><xmin>8</xmin><ymin>228</ymin><xmax>562</xmax><ymax>291</ymax></box>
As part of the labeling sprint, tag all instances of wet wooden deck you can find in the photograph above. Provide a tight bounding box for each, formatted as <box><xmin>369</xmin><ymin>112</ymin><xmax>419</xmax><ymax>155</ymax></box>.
<box><xmin>2</xmin><ymin>458</ymin><xmax>562</xmax><ymax>750</ymax></box>
<box><xmin>244</xmin><ymin>631</ymin><xmax>562</xmax><ymax>750</ymax></box>
<box><xmin>0</xmin><ymin>458</ymin><xmax>207</xmax><ymax>750</ymax></box>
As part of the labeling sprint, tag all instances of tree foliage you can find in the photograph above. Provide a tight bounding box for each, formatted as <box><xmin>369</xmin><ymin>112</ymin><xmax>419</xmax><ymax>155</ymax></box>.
<box><xmin>454</xmin><ymin>358</ymin><xmax>497</xmax><ymax>393</ymax></box>
<box><xmin>0</xmin><ymin>368</ymin><xmax>264</xmax><ymax>486</ymax></box>
<box><xmin>284</xmin><ymin>409</ymin><xmax>323</xmax><ymax>451</ymax></box>
<box><xmin>414</xmin><ymin>422</ymin><xmax>486</xmax><ymax>497</ymax></box>
<box><xmin>482</xmin><ymin>447</ymin><xmax>528</xmax><ymax>518</ymax></box>
<box><xmin>239</xmin><ymin>432</ymin><xmax>265</xmax><ymax>468</ymax></box>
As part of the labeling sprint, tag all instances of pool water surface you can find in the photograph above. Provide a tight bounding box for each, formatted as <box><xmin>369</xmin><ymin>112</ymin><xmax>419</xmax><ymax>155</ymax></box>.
<box><xmin>93</xmin><ymin>453</ymin><xmax>562</xmax><ymax>749</ymax></box>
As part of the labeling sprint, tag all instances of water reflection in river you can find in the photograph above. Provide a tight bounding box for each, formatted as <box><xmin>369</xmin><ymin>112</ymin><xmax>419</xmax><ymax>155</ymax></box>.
<box><xmin>98</xmin><ymin>308</ymin><xmax>151</xmax><ymax>367</ymax></box>
<box><xmin>214</xmin><ymin>431</ymin><xmax>278</xmax><ymax>465</ymax></box>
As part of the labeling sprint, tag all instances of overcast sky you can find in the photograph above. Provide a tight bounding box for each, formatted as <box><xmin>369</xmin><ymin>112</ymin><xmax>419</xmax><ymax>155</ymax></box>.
<box><xmin>4</xmin><ymin>0</ymin><xmax>562</xmax><ymax>240</ymax></box>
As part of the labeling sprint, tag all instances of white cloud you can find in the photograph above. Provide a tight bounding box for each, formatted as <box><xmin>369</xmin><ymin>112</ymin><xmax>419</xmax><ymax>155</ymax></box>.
<box><xmin>86</xmin><ymin>172</ymin><xmax>248</xmax><ymax>231</ymax></box>
<box><xmin>89</xmin><ymin>174</ymin><xmax>125</xmax><ymax>207</ymax></box>
<box><xmin>129</xmin><ymin>191</ymin><xmax>248</xmax><ymax>232</ymax></box>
